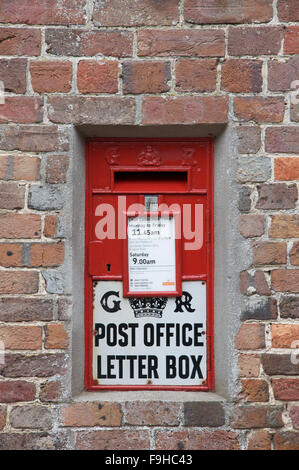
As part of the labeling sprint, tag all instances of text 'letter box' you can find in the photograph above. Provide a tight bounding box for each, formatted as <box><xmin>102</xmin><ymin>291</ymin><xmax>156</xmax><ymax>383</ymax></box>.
<box><xmin>85</xmin><ymin>139</ymin><xmax>214</xmax><ymax>391</ymax></box>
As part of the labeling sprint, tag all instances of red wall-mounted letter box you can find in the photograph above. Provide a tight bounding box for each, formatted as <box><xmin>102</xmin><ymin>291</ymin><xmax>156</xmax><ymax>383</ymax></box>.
<box><xmin>85</xmin><ymin>138</ymin><xmax>214</xmax><ymax>391</ymax></box>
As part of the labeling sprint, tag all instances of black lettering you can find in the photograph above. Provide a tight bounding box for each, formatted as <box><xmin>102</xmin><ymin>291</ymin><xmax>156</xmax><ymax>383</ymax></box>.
<box><xmin>144</xmin><ymin>324</ymin><xmax>154</xmax><ymax>346</ymax></box>
<box><xmin>97</xmin><ymin>355</ymin><xmax>106</xmax><ymax>378</ymax></box>
<box><xmin>165</xmin><ymin>323</ymin><xmax>175</xmax><ymax>346</ymax></box>
<box><xmin>106</xmin><ymin>324</ymin><xmax>117</xmax><ymax>346</ymax></box>
<box><xmin>116</xmin><ymin>355</ymin><xmax>125</xmax><ymax>379</ymax></box>
<box><xmin>179</xmin><ymin>356</ymin><xmax>189</xmax><ymax>379</ymax></box>
<box><xmin>100</xmin><ymin>291</ymin><xmax>121</xmax><ymax>313</ymax></box>
<box><xmin>127</xmin><ymin>355</ymin><xmax>137</xmax><ymax>378</ymax></box>
<box><xmin>129</xmin><ymin>323</ymin><xmax>138</xmax><ymax>347</ymax></box>
<box><xmin>94</xmin><ymin>323</ymin><xmax>105</xmax><ymax>347</ymax></box>
<box><xmin>166</xmin><ymin>355</ymin><xmax>176</xmax><ymax>378</ymax></box>
<box><xmin>194</xmin><ymin>323</ymin><xmax>204</xmax><ymax>347</ymax></box>
<box><xmin>182</xmin><ymin>324</ymin><xmax>192</xmax><ymax>346</ymax></box>
<box><xmin>118</xmin><ymin>323</ymin><xmax>128</xmax><ymax>347</ymax></box>
<box><xmin>107</xmin><ymin>355</ymin><xmax>116</xmax><ymax>378</ymax></box>
<box><xmin>148</xmin><ymin>355</ymin><xmax>159</xmax><ymax>378</ymax></box>
<box><xmin>190</xmin><ymin>355</ymin><xmax>203</xmax><ymax>379</ymax></box>
<box><xmin>174</xmin><ymin>291</ymin><xmax>196</xmax><ymax>313</ymax></box>
<box><xmin>156</xmin><ymin>323</ymin><xmax>165</xmax><ymax>346</ymax></box>
<box><xmin>138</xmin><ymin>355</ymin><xmax>147</xmax><ymax>379</ymax></box>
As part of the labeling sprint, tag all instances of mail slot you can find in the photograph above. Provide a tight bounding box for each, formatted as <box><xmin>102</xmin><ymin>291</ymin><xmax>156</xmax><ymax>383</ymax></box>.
<box><xmin>85</xmin><ymin>139</ymin><xmax>214</xmax><ymax>391</ymax></box>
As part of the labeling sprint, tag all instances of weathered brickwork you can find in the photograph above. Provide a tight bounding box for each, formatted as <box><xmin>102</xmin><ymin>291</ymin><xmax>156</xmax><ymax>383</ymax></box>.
<box><xmin>0</xmin><ymin>0</ymin><xmax>298</xmax><ymax>451</ymax></box>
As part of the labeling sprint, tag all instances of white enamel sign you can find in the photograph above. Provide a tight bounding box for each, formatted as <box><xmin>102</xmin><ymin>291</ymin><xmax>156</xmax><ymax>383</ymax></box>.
<box><xmin>127</xmin><ymin>216</ymin><xmax>176</xmax><ymax>293</ymax></box>
<box><xmin>93</xmin><ymin>281</ymin><xmax>207</xmax><ymax>386</ymax></box>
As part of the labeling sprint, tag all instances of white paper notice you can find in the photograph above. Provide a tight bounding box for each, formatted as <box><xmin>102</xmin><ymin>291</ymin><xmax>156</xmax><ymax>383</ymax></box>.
<box><xmin>128</xmin><ymin>216</ymin><xmax>176</xmax><ymax>293</ymax></box>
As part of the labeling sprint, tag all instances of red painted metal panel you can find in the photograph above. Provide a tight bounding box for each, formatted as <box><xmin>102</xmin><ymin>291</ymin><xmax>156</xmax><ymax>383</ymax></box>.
<box><xmin>85</xmin><ymin>138</ymin><xmax>214</xmax><ymax>391</ymax></box>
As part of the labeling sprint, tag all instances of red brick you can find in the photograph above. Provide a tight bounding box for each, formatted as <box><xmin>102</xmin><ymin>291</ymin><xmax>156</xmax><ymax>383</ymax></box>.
<box><xmin>270</xmin><ymin>215</ymin><xmax>299</xmax><ymax>239</ymax></box>
<box><xmin>48</xmin><ymin>96</ymin><xmax>135</xmax><ymax>125</ymax></box>
<box><xmin>0</xmin><ymin>59</ymin><xmax>27</xmax><ymax>94</ymax></box>
<box><xmin>252</xmin><ymin>242</ymin><xmax>287</xmax><ymax>266</ymax></box>
<box><xmin>0</xmin><ymin>325</ymin><xmax>42</xmax><ymax>350</ymax></box>
<box><xmin>262</xmin><ymin>353</ymin><xmax>299</xmax><ymax>376</ymax></box>
<box><xmin>238</xmin><ymin>354</ymin><xmax>261</xmax><ymax>378</ymax></box>
<box><xmin>238</xmin><ymin>214</ymin><xmax>265</xmax><ymax>238</ymax></box>
<box><xmin>0</xmin><ymin>97</ymin><xmax>42</xmax><ymax>124</ymax></box>
<box><xmin>247</xmin><ymin>430</ymin><xmax>271</xmax><ymax>450</ymax></box>
<box><xmin>156</xmin><ymin>430</ymin><xmax>240</xmax><ymax>450</ymax></box>
<box><xmin>0</xmin><ymin>182</ymin><xmax>25</xmax><ymax>209</ymax></box>
<box><xmin>235</xmin><ymin>324</ymin><xmax>265</xmax><ymax>350</ymax></box>
<box><xmin>268</xmin><ymin>57</ymin><xmax>299</xmax><ymax>91</ymax></box>
<box><xmin>228</xmin><ymin>26</ymin><xmax>283</xmax><ymax>56</ymax></box>
<box><xmin>275</xmin><ymin>157</ymin><xmax>299</xmax><ymax>181</ymax></box>
<box><xmin>0</xmin><ymin>406</ymin><xmax>6</xmax><ymax>430</ymax></box>
<box><xmin>290</xmin><ymin>406</ymin><xmax>299</xmax><ymax>430</ymax></box>
<box><xmin>123</xmin><ymin>61</ymin><xmax>171</xmax><ymax>94</ymax></box>
<box><xmin>290</xmin><ymin>242</ymin><xmax>299</xmax><ymax>266</ymax></box>
<box><xmin>30</xmin><ymin>243</ymin><xmax>64</xmax><ymax>267</ymax></box>
<box><xmin>184</xmin><ymin>402</ymin><xmax>225</xmax><ymax>427</ymax></box>
<box><xmin>271</xmin><ymin>324</ymin><xmax>299</xmax><ymax>349</ymax></box>
<box><xmin>9</xmin><ymin>404</ymin><xmax>52</xmax><ymax>429</ymax></box>
<box><xmin>176</xmin><ymin>59</ymin><xmax>217</xmax><ymax>93</ymax></box>
<box><xmin>0</xmin><ymin>297</ymin><xmax>53</xmax><ymax>322</ymax></box>
<box><xmin>242</xmin><ymin>298</ymin><xmax>277</xmax><ymax>321</ymax></box>
<box><xmin>234</xmin><ymin>97</ymin><xmax>285</xmax><ymax>123</ymax></box>
<box><xmin>272</xmin><ymin>379</ymin><xmax>299</xmax><ymax>401</ymax></box>
<box><xmin>44</xmin><ymin>323</ymin><xmax>68</xmax><ymax>349</ymax></box>
<box><xmin>277</xmin><ymin>0</ymin><xmax>299</xmax><ymax>22</ymax></box>
<box><xmin>93</xmin><ymin>0</ymin><xmax>179</xmax><ymax>26</ymax></box>
<box><xmin>256</xmin><ymin>183</ymin><xmax>297</xmax><ymax>210</ymax></box>
<box><xmin>45</xmin><ymin>155</ymin><xmax>69</xmax><ymax>183</ymax></box>
<box><xmin>0</xmin><ymin>271</ymin><xmax>39</xmax><ymax>294</ymax></box>
<box><xmin>236</xmin><ymin>126</ymin><xmax>262</xmax><ymax>154</ymax></box>
<box><xmin>0</xmin><ymin>243</ymin><xmax>22</xmax><ymax>267</ymax></box>
<box><xmin>0</xmin><ymin>155</ymin><xmax>40</xmax><ymax>181</ymax></box>
<box><xmin>125</xmin><ymin>401</ymin><xmax>180</xmax><ymax>426</ymax></box>
<box><xmin>2</xmin><ymin>353</ymin><xmax>67</xmax><ymax>378</ymax></box>
<box><xmin>39</xmin><ymin>380</ymin><xmax>62</xmax><ymax>402</ymax></box>
<box><xmin>222</xmin><ymin>59</ymin><xmax>262</xmax><ymax>93</ymax></box>
<box><xmin>46</xmin><ymin>29</ymin><xmax>133</xmax><ymax>58</ymax></box>
<box><xmin>138</xmin><ymin>29</ymin><xmax>225</xmax><ymax>57</ymax></box>
<box><xmin>231</xmin><ymin>405</ymin><xmax>283</xmax><ymax>429</ymax></box>
<box><xmin>274</xmin><ymin>432</ymin><xmax>299</xmax><ymax>450</ymax></box>
<box><xmin>44</xmin><ymin>215</ymin><xmax>58</xmax><ymax>238</ymax></box>
<box><xmin>30</xmin><ymin>61</ymin><xmax>72</xmax><ymax>93</ymax></box>
<box><xmin>0</xmin><ymin>125</ymin><xmax>69</xmax><ymax>152</ymax></box>
<box><xmin>185</xmin><ymin>0</ymin><xmax>273</xmax><ymax>24</ymax></box>
<box><xmin>272</xmin><ymin>270</ymin><xmax>299</xmax><ymax>293</ymax></box>
<box><xmin>77</xmin><ymin>60</ymin><xmax>118</xmax><ymax>94</ymax></box>
<box><xmin>0</xmin><ymin>0</ymin><xmax>86</xmax><ymax>25</ymax></box>
<box><xmin>0</xmin><ymin>156</ymin><xmax>7</xmax><ymax>179</ymax></box>
<box><xmin>0</xmin><ymin>28</ymin><xmax>41</xmax><ymax>56</ymax></box>
<box><xmin>12</xmin><ymin>156</ymin><xmax>40</xmax><ymax>181</ymax></box>
<box><xmin>0</xmin><ymin>380</ymin><xmax>36</xmax><ymax>403</ymax></box>
<box><xmin>76</xmin><ymin>430</ymin><xmax>150</xmax><ymax>450</ymax></box>
<box><xmin>0</xmin><ymin>213</ymin><xmax>41</xmax><ymax>239</ymax></box>
<box><xmin>240</xmin><ymin>379</ymin><xmax>269</xmax><ymax>402</ymax></box>
<box><xmin>284</xmin><ymin>26</ymin><xmax>299</xmax><ymax>54</ymax></box>
<box><xmin>61</xmin><ymin>402</ymin><xmax>122</xmax><ymax>427</ymax></box>
<box><xmin>240</xmin><ymin>271</ymin><xmax>271</xmax><ymax>296</ymax></box>
<box><xmin>280</xmin><ymin>296</ymin><xmax>299</xmax><ymax>319</ymax></box>
<box><xmin>142</xmin><ymin>96</ymin><xmax>228</xmax><ymax>125</ymax></box>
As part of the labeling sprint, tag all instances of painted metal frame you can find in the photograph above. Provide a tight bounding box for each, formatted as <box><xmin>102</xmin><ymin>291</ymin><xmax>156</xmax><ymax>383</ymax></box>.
<box><xmin>84</xmin><ymin>138</ymin><xmax>214</xmax><ymax>391</ymax></box>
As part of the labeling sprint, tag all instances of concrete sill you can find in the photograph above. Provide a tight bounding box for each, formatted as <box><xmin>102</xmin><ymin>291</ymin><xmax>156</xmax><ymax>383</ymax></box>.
<box><xmin>73</xmin><ymin>390</ymin><xmax>225</xmax><ymax>403</ymax></box>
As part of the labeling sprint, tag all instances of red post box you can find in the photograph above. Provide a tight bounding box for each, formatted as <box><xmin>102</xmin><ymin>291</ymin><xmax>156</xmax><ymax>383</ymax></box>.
<box><xmin>85</xmin><ymin>138</ymin><xmax>214</xmax><ymax>391</ymax></box>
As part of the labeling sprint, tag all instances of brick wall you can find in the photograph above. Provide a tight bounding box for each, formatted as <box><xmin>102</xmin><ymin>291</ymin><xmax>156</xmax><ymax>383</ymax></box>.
<box><xmin>0</xmin><ymin>0</ymin><xmax>298</xmax><ymax>450</ymax></box>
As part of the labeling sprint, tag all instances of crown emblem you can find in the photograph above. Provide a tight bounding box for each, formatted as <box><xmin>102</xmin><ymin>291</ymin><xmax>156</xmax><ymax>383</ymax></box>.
<box><xmin>137</xmin><ymin>145</ymin><xmax>161</xmax><ymax>166</ymax></box>
<box><xmin>129</xmin><ymin>297</ymin><xmax>167</xmax><ymax>318</ymax></box>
